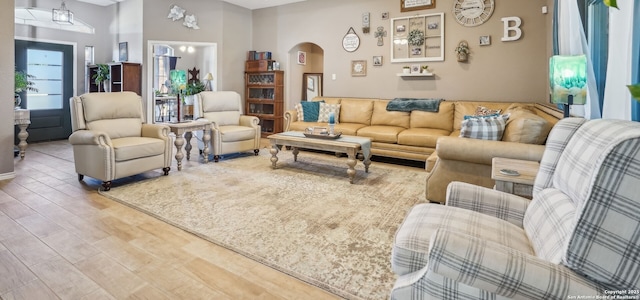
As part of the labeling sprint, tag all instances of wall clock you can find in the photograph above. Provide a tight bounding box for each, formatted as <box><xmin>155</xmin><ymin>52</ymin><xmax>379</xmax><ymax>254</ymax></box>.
<box><xmin>453</xmin><ymin>0</ymin><xmax>495</xmax><ymax>27</ymax></box>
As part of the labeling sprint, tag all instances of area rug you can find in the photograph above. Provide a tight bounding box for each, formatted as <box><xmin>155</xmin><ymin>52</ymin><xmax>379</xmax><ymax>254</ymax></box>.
<box><xmin>99</xmin><ymin>150</ymin><xmax>427</xmax><ymax>299</ymax></box>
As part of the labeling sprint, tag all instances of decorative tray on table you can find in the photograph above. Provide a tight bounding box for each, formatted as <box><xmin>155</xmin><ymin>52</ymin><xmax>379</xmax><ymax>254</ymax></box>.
<box><xmin>303</xmin><ymin>127</ymin><xmax>342</xmax><ymax>139</ymax></box>
<box><xmin>303</xmin><ymin>132</ymin><xmax>342</xmax><ymax>139</ymax></box>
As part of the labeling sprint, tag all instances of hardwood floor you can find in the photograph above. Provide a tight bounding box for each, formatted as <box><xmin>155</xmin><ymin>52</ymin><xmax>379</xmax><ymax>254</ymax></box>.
<box><xmin>0</xmin><ymin>139</ymin><xmax>339</xmax><ymax>299</ymax></box>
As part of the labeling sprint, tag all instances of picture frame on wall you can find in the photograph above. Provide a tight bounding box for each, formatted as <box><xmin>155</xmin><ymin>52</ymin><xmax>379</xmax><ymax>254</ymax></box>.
<box><xmin>401</xmin><ymin>0</ymin><xmax>435</xmax><ymax>12</ymax></box>
<box><xmin>479</xmin><ymin>35</ymin><xmax>491</xmax><ymax>46</ymax></box>
<box><xmin>119</xmin><ymin>42</ymin><xmax>128</xmax><ymax>62</ymax></box>
<box><xmin>390</xmin><ymin>12</ymin><xmax>444</xmax><ymax>63</ymax></box>
<box><xmin>373</xmin><ymin>56</ymin><xmax>383</xmax><ymax>66</ymax></box>
<box><xmin>297</xmin><ymin>51</ymin><xmax>307</xmax><ymax>65</ymax></box>
<box><xmin>351</xmin><ymin>60</ymin><xmax>367</xmax><ymax>76</ymax></box>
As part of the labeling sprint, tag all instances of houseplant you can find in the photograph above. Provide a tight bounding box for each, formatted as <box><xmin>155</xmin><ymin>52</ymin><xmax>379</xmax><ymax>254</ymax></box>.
<box><xmin>455</xmin><ymin>41</ymin><xmax>470</xmax><ymax>62</ymax></box>
<box><xmin>14</xmin><ymin>69</ymin><xmax>38</xmax><ymax>108</ymax></box>
<box><xmin>92</xmin><ymin>64</ymin><xmax>110</xmax><ymax>92</ymax></box>
<box><xmin>402</xmin><ymin>66</ymin><xmax>411</xmax><ymax>74</ymax></box>
<box><xmin>180</xmin><ymin>81</ymin><xmax>206</xmax><ymax>119</ymax></box>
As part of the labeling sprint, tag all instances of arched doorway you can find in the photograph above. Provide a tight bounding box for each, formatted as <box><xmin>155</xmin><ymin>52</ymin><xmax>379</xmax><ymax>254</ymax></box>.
<box><xmin>287</xmin><ymin>43</ymin><xmax>324</xmax><ymax>110</ymax></box>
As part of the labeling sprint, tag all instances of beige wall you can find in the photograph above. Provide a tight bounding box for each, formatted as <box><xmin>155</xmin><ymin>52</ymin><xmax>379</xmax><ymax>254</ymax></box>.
<box><xmin>1</xmin><ymin>0</ymin><xmax>15</xmax><ymax>177</ymax></box>
<box><xmin>252</xmin><ymin>0</ymin><xmax>551</xmax><ymax>110</ymax></box>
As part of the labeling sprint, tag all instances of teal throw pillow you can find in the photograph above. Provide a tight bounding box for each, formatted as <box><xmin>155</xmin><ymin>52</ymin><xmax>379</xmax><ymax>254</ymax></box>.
<box><xmin>300</xmin><ymin>101</ymin><xmax>323</xmax><ymax>122</ymax></box>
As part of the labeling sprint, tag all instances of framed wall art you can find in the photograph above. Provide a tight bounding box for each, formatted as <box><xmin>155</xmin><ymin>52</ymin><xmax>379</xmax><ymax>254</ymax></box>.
<box><xmin>297</xmin><ymin>51</ymin><xmax>307</xmax><ymax>65</ymax></box>
<box><xmin>390</xmin><ymin>12</ymin><xmax>444</xmax><ymax>63</ymax></box>
<box><xmin>351</xmin><ymin>60</ymin><xmax>367</xmax><ymax>76</ymax></box>
<box><xmin>119</xmin><ymin>42</ymin><xmax>128</xmax><ymax>62</ymax></box>
<box><xmin>373</xmin><ymin>56</ymin><xmax>383</xmax><ymax>66</ymax></box>
<box><xmin>401</xmin><ymin>0</ymin><xmax>436</xmax><ymax>12</ymax></box>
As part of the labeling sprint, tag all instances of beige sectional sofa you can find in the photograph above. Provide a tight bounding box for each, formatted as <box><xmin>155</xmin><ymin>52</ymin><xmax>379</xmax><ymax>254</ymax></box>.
<box><xmin>284</xmin><ymin>97</ymin><xmax>563</xmax><ymax>203</ymax></box>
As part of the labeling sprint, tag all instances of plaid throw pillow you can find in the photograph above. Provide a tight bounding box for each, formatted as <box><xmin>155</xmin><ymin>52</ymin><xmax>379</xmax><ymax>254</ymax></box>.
<box><xmin>459</xmin><ymin>114</ymin><xmax>509</xmax><ymax>140</ymax></box>
<box><xmin>317</xmin><ymin>103</ymin><xmax>341</xmax><ymax>123</ymax></box>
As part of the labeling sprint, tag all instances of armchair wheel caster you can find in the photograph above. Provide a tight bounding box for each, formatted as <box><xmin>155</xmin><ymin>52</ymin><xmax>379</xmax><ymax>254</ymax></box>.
<box><xmin>254</xmin><ymin>149</ymin><xmax>260</xmax><ymax>156</ymax></box>
<box><xmin>78</xmin><ymin>174</ymin><xmax>84</xmax><ymax>181</ymax></box>
<box><xmin>101</xmin><ymin>181</ymin><xmax>112</xmax><ymax>191</ymax></box>
<box><xmin>214</xmin><ymin>155</ymin><xmax>220</xmax><ymax>162</ymax></box>
<box><xmin>162</xmin><ymin>167</ymin><xmax>170</xmax><ymax>175</ymax></box>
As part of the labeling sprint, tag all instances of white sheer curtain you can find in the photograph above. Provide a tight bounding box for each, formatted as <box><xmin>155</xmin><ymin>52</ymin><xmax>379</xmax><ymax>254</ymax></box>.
<box><xmin>556</xmin><ymin>0</ymin><xmax>601</xmax><ymax>119</ymax></box>
<box><xmin>601</xmin><ymin>1</ymin><xmax>634</xmax><ymax>120</ymax></box>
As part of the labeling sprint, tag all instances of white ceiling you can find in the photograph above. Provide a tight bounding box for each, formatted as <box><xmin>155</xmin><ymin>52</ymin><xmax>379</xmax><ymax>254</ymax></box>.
<box><xmin>75</xmin><ymin>0</ymin><xmax>306</xmax><ymax>10</ymax></box>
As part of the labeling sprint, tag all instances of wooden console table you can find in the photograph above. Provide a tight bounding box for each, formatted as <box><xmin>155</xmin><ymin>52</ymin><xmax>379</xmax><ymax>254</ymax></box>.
<box><xmin>14</xmin><ymin>109</ymin><xmax>30</xmax><ymax>159</ymax></box>
<box><xmin>161</xmin><ymin>120</ymin><xmax>211</xmax><ymax>171</ymax></box>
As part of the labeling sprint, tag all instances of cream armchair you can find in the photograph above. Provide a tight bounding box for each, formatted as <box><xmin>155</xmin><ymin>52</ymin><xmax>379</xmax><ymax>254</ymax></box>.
<box><xmin>195</xmin><ymin>91</ymin><xmax>260</xmax><ymax>162</ymax></box>
<box><xmin>391</xmin><ymin>118</ymin><xmax>640</xmax><ymax>299</ymax></box>
<box><xmin>69</xmin><ymin>92</ymin><xmax>172</xmax><ymax>191</ymax></box>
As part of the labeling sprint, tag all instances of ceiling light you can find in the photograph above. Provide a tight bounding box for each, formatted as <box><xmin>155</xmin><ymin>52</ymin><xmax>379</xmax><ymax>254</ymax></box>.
<box><xmin>52</xmin><ymin>0</ymin><xmax>74</xmax><ymax>25</ymax></box>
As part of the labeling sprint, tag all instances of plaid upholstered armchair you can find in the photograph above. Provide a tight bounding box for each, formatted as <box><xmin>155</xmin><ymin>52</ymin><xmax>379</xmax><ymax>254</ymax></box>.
<box><xmin>391</xmin><ymin>118</ymin><xmax>640</xmax><ymax>299</ymax></box>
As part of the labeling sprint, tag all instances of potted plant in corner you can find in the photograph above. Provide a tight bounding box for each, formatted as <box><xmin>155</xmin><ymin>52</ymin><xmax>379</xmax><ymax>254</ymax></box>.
<box><xmin>181</xmin><ymin>80</ymin><xmax>206</xmax><ymax>120</ymax></box>
<box><xmin>14</xmin><ymin>69</ymin><xmax>38</xmax><ymax>109</ymax></box>
<box><xmin>92</xmin><ymin>64</ymin><xmax>110</xmax><ymax>92</ymax></box>
<box><xmin>402</xmin><ymin>66</ymin><xmax>411</xmax><ymax>74</ymax></box>
<box><xmin>455</xmin><ymin>41</ymin><xmax>470</xmax><ymax>62</ymax></box>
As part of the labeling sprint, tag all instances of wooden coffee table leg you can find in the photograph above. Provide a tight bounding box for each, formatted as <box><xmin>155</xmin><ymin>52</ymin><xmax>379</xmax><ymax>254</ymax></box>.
<box><xmin>346</xmin><ymin>149</ymin><xmax>357</xmax><ymax>184</ymax></box>
<box><xmin>269</xmin><ymin>142</ymin><xmax>279</xmax><ymax>169</ymax></box>
<box><xmin>292</xmin><ymin>147</ymin><xmax>299</xmax><ymax>162</ymax></box>
<box><xmin>362</xmin><ymin>150</ymin><xmax>371</xmax><ymax>173</ymax></box>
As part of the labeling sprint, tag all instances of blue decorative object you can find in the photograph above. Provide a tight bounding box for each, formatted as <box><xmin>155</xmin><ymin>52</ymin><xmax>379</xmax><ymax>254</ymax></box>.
<box><xmin>386</xmin><ymin>98</ymin><xmax>442</xmax><ymax>112</ymax></box>
<box><xmin>329</xmin><ymin>112</ymin><xmax>335</xmax><ymax>124</ymax></box>
<box><xmin>300</xmin><ymin>101</ymin><xmax>322</xmax><ymax>122</ymax></box>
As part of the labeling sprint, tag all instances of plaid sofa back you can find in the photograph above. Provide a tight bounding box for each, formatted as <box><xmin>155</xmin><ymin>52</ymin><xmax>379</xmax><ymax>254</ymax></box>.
<box><xmin>561</xmin><ymin>121</ymin><xmax>640</xmax><ymax>289</ymax></box>
<box><xmin>532</xmin><ymin>118</ymin><xmax>587</xmax><ymax>197</ymax></box>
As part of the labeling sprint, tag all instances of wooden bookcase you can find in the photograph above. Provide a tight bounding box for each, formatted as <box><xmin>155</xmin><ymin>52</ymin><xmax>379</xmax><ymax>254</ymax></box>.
<box><xmin>87</xmin><ymin>62</ymin><xmax>142</xmax><ymax>95</ymax></box>
<box><xmin>245</xmin><ymin>70</ymin><xmax>284</xmax><ymax>138</ymax></box>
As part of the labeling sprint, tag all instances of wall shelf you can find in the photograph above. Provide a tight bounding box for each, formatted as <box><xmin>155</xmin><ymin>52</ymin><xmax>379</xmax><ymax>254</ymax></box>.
<box><xmin>397</xmin><ymin>72</ymin><xmax>435</xmax><ymax>77</ymax></box>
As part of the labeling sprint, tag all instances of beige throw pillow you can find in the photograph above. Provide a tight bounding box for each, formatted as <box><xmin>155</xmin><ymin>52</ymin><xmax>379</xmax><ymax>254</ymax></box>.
<box><xmin>503</xmin><ymin>109</ymin><xmax>552</xmax><ymax>144</ymax></box>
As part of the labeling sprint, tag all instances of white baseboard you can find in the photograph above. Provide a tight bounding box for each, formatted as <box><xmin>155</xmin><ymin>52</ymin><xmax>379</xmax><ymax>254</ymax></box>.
<box><xmin>0</xmin><ymin>172</ymin><xmax>16</xmax><ymax>181</ymax></box>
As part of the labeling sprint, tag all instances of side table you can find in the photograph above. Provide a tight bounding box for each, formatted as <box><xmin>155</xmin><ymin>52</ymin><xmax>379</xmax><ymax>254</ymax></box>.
<box><xmin>161</xmin><ymin>120</ymin><xmax>211</xmax><ymax>171</ymax></box>
<box><xmin>491</xmin><ymin>157</ymin><xmax>540</xmax><ymax>198</ymax></box>
<box><xmin>14</xmin><ymin>109</ymin><xmax>31</xmax><ymax>159</ymax></box>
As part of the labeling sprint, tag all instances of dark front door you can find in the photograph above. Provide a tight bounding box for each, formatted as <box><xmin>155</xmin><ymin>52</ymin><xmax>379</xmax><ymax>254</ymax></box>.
<box><xmin>15</xmin><ymin>40</ymin><xmax>73</xmax><ymax>142</ymax></box>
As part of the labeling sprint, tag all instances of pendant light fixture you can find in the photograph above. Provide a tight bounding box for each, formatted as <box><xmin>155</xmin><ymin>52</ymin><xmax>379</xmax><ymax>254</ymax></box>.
<box><xmin>52</xmin><ymin>0</ymin><xmax>74</xmax><ymax>25</ymax></box>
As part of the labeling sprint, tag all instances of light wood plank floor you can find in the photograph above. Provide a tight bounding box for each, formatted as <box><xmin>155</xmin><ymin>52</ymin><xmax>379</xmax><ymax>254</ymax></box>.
<box><xmin>0</xmin><ymin>139</ymin><xmax>342</xmax><ymax>299</ymax></box>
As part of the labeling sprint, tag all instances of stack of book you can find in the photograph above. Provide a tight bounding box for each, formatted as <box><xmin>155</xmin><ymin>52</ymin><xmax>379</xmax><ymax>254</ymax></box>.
<box><xmin>247</xmin><ymin>51</ymin><xmax>272</xmax><ymax>61</ymax></box>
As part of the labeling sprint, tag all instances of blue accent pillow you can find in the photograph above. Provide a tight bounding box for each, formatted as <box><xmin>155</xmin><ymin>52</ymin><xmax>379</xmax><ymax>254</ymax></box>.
<box><xmin>300</xmin><ymin>101</ymin><xmax>323</xmax><ymax>122</ymax></box>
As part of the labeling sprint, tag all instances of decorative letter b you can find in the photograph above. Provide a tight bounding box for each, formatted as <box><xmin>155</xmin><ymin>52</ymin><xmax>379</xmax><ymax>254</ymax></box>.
<box><xmin>501</xmin><ymin>17</ymin><xmax>522</xmax><ymax>41</ymax></box>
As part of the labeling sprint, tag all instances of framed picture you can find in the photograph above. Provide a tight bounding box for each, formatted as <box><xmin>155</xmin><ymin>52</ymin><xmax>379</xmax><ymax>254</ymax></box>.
<box><xmin>479</xmin><ymin>35</ymin><xmax>491</xmax><ymax>46</ymax></box>
<box><xmin>297</xmin><ymin>51</ymin><xmax>306</xmax><ymax>65</ymax></box>
<box><xmin>390</xmin><ymin>12</ymin><xmax>444</xmax><ymax>63</ymax></box>
<box><xmin>307</xmin><ymin>77</ymin><xmax>315</xmax><ymax>91</ymax></box>
<box><xmin>351</xmin><ymin>60</ymin><xmax>367</xmax><ymax>77</ymax></box>
<box><xmin>373</xmin><ymin>56</ymin><xmax>383</xmax><ymax>66</ymax></box>
<box><xmin>411</xmin><ymin>64</ymin><xmax>421</xmax><ymax>74</ymax></box>
<box><xmin>401</xmin><ymin>0</ymin><xmax>435</xmax><ymax>12</ymax></box>
<box><xmin>119</xmin><ymin>42</ymin><xmax>128</xmax><ymax>62</ymax></box>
